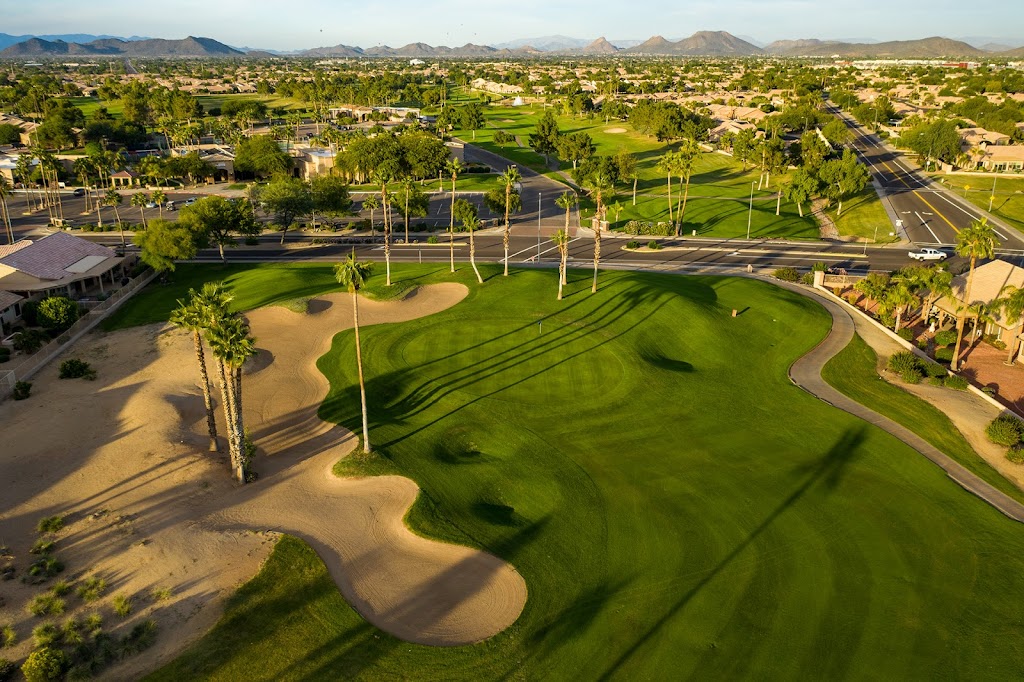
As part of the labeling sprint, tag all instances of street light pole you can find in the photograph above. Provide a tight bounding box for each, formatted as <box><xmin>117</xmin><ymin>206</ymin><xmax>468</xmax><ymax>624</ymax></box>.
<box><xmin>865</xmin><ymin>224</ymin><xmax>878</xmax><ymax>256</ymax></box>
<box><xmin>990</xmin><ymin>175</ymin><xmax>997</xmax><ymax>213</ymax></box>
<box><xmin>746</xmin><ymin>181</ymin><xmax>754</xmax><ymax>240</ymax></box>
<box><xmin>537</xmin><ymin>191</ymin><xmax>541</xmax><ymax>261</ymax></box>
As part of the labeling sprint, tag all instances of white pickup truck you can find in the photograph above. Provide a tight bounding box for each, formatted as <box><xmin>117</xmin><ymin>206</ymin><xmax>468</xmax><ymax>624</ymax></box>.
<box><xmin>908</xmin><ymin>248</ymin><xmax>947</xmax><ymax>261</ymax></box>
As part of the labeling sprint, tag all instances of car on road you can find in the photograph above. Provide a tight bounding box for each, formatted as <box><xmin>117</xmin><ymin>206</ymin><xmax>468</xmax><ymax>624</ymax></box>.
<box><xmin>145</xmin><ymin>201</ymin><xmax>158</xmax><ymax>209</ymax></box>
<box><xmin>72</xmin><ymin>188</ymin><xmax>86</xmax><ymax>197</ymax></box>
<box><xmin>165</xmin><ymin>201</ymin><xmax>176</xmax><ymax>211</ymax></box>
<box><xmin>909</xmin><ymin>248</ymin><xmax>947</xmax><ymax>261</ymax></box>
<box><xmin>184</xmin><ymin>197</ymin><xmax>198</xmax><ymax>206</ymax></box>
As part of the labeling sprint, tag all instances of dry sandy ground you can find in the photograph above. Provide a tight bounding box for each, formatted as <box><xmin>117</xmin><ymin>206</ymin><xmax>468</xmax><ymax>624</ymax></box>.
<box><xmin>851</xmin><ymin>315</ymin><xmax>1024</xmax><ymax>488</ymax></box>
<box><xmin>604</xmin><ymin>127</ymin><xmax>627</xmax><ymax>134</ymax></box>
<box><xmin>0</xmin><ymin>282</ymin><xmax>528</xmax><ymax>679</ymax></box>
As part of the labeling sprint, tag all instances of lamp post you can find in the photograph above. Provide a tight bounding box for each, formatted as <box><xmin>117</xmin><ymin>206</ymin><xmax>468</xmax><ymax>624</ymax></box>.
<box><xmin>537</xmin><ymin>191</ymin><xmax>541</xmax><ymax>261</ymax></box>
<box><xmin>865</xmin><ymin>224</ymin><xmax>878</xmax><ymax>256</ymax></box>
<box><xmin>990</xmin><ymin>175</ymin><xmax>997</xmax><ymax>213</ymax></box>
<box><xmin>746</xmin><ymin>181</ymin><xmax>755</xmax><ymax>240</ymax></box>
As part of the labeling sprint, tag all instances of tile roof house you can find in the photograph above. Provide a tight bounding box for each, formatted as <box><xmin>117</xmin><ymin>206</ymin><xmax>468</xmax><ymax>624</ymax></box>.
<box><xmin>0</xmin><ymin>232</ymin><xmax>124</xmax><ymax>300</ymax></box>
<box><xmin>935</xmin><ymin>259</ymin><xmax>1024</xmax><ymax>361</ymax></box>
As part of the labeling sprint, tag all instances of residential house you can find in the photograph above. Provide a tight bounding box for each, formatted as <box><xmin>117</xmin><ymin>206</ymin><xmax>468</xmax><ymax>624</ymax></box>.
<box><xmin>0</xmin><ymin>290</ymin><xmax>24</xmax><ymax>337</ymax></box>
<box><xmin>935</xmin><ymin>259</ymin><xmax>1024</xmax><ymax>361</ymax></box>
<box><xmin>0</xmin><ymin>233</ymin><xmax>125</xmax><ymax>303</ymax></box>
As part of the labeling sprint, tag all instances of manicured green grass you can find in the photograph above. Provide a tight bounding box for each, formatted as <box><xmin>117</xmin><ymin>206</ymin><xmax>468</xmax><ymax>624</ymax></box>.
<box><xmin>149</xmin><ymin>264</ymin><xmax>1024</xmax><ymax>680</ymax></box>
<box><xmin>941</xmin><ymin>176</ymin><xmax>1024</xmax><ymax>231</ymax></box>
<box><xmin>823</xmin><ymin>187</ymin><xmax>898</xmax><ymax>243</ymax></box>
<box><xmin>821</xmin><ymin>332</ymin><xmax>1024</xmax><ymax>505</ymax></box>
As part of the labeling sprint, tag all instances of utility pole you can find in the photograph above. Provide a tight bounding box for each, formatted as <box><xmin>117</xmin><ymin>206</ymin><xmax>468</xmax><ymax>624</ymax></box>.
<box><xmin>537</xmin><ymin>192</ymin><xmax>542</xmax><ymax>261</ymax></box>
<box><xmin>990</xmin><ymin>175</ymin><xmax>998</xmax><ymax>213</ymax></box>
<box><xmin>746</xmin><ymin>182</ymin><xmax>754</xmax><ymax>240</ymax></box>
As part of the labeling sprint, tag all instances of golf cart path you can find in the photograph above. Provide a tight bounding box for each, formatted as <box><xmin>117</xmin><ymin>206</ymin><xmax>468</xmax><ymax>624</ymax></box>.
<box><xmin>783</xmin><ymin>282</ymin><xmax>1024</xmax><ymax>523</ymax></box>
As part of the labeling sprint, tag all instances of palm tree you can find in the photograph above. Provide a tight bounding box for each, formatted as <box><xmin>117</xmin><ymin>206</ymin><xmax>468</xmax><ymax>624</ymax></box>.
<box><xmin>454</xmin><ymin>198</ymin><xmax>483</xmax><ymax>284</ymax></box>
<box><xmin>586</xmin><ymin>168</ymin><xmax>614</xmax><ymax>294</ymax></box>
<box><xmin>170</xmin><ymin>284</ymin><xmax>232</xmax><ymax>453</ymax></box>
<box><xmin>446</xmin><ymin>159</ymin><xmax>462</xmax><ymax>274</ymax></box>
<box><xmin>995</xmin><ymin>285</ymin><xmax>1024</xmax><ymax>365</ymax></box>
<box><xmin>0</xmin><ymin>176</ymin><xmax>13</xmax><ymax>244</ymax></box>
<box><xmin>853</xmin><ymin>272</ymin><xmax>891</xmax><ymax>308</ymax></box>
<box><xmin>151</xmin><ymin>189</ymin><xmax>167</xmax><ymax>219</ymax></box>
<box><xmin>206</xmin><ymin>312</ymin><xmax>257</xmax><ymax>482</ymax></box>
<box><xmin>657</xmin><ymin>151</ymin><xmax>680</xmax><ymax>230</ymax></box>
<box><xmin>400</xmin><ymin>176</ymin><xmax>415</xmax><ymax>244</ymax></box>
<box><xmin>952</xmin><ymin>218</ymin><xmax>997</xmax><ymax>371</ymax></box>
<box><xmin>362</xmin><ymin>193</ymin><xmax>380</xmax><ymax>238</ymax></box>
<box><xmin>104</xmin><ymin>188</ymin><xmax>125</xmax><ymax>246</ymax></box>
<box><xmin>552</xmin><ymin>229</ymin><xmax>570</xmax><ymax>300</ymax></box>
<box><xmin>371</xmin><ymin>169</ymin><xmax>396</xmax><ymax>286</ymax></box>
<box><xmin>555</xmin><ymin>191</ymin><xmax>577</xmax><ymax>286</ymax></box>
<box><xmin>675</xmin><ymin>139</ymin><xmax>700</xmax><ymax>235</ymax></box>
<box><xmin>131</xmin><ymin>192</ymin><xmax>150</xmax><ymax>230</ymax></box>
<box><xmin>334</xmin><ymin>252</ymin><xmax>375</xmax><ymax>454</ymax></box>
<box><xmin>885</xmin><ymin>277</ymin><xmax>919</xmax><ymax>333</ymax></box>
<box><xmin>499</xmin><ymin>166</ymin><xmax>521</xmax><ymax>277</ymax></box>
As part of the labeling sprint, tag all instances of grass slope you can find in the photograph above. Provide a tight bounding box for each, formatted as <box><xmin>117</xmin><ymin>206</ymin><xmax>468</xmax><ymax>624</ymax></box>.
<box><xmin>941</xmin><ymin>176</ymin><xmax>1024</xmax><ymax>232</ymax></box>
<box><xmin>821</xmin><ymin>331</ymin><xmax>1024</xmax><ymax>504</ymax></box>
<box><xmin>146</xmin><ymin>264</ymin><xmax>1024</xmax><ymax>680</ymax></box>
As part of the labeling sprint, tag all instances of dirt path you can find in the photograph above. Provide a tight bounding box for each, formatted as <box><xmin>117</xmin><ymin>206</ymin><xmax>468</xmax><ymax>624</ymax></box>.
<box><xmin>811</xmin><ymin>198</ymin><xmax>839</xmax><ymax>239</ymax></box>
<box><xmin>0</xmin><ymin>283</ymin><xmax>527</xmax><ymax>680</ymax></box>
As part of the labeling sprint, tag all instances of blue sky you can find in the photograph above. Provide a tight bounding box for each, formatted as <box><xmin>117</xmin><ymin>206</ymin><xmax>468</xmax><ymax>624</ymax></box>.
<box><xmin>3</xmin><ymin>0</ymin><xmax>1021</xmax><ymax>50</ymax></box>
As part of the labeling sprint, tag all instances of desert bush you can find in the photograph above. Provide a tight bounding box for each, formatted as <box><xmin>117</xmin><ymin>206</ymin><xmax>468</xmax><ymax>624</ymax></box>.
<box><xmin>426</xmin><ymin>235</ymin><xmax>439</xmax><ymax>244</ymax></box>
<box><xmin>26</xmin><ymin>556</ymin><xmax>64</xmax><ymax>581</ymax></box>
<box><xmin>927</xmin><ymin>376</ymin><xmax>945</xmax><ymax>386</ymax></box>
<box><xmin>58</xmin><ymin>359</ymin><xmax>96</xmax><ymax>380</ymax></box>
<box><xmin>30</xmin><ymin>539</ymin><xmax>55</xmax><ymax>555</ymax></box>
<box><xmin>21</xmin><ymin>646</ymin><xmax>66</xmax><ymax>682</ymax></box>
<box><xmin>31</xmin><ymin>623</ymin><xmax>59</xmax><ymax>647</ymax></box>
<box><xmin>879</xmin><ymin>312</ymin><xmax>896</xmax><ymax>328</ymax></box>
<box><xmin>112</xmin><ymin>595</ymin><xmax>132</xmax><ymax>618</ymax></box>
<box><xmin>944</xmin><ymin>374</ymin><xmax>968</xmax><ymax>390</ymax></box>
<box><xmin>0</xmin><ymin>658</ymin><xmax>13</xmax><ymax>682</ymax></box>
<box><xmin>935</xmin><ymin>347</ymin><xmax>954</xmax><ymax>363</ymax></box>
<box><xmin>924</xmin><ymin>362</ymin><xmax>947</xmax><ymax>379</ymax></box>
<box><xmin>897</xmin><ymin>327</ymin><xmax>914</xmax><ymax>341</ymax></box>
<box><xmin>800</xmin><ymin>273</ymin><xmax>815</xmax><ymax>285</ymax></box>
<box><xmin>13</xmin><ymin>330</ymin><xmax>46</xmax><ymax>354</ymax></box>
<box><xmin>772</xmin><ymin>267</ymin><xmax>800</xmax><ymax>282</ymax></box>
<box><xmin>887</xmin><ymin>351</ymin><xmax>921</xmax><ymax>374</ymax></box>
<box><xmin>84</xmin><ymin>613</ymin><xmax>102</xmax><ymax>633</ymax></box>
<box><xmin>27</xmin><ymin>594</ymin><xmax>64</xmax><ymax>617</ymax></box>
<box><xmin>118</xmin><ymin>620</ymin><xmax>157</xmax><ymax>657</ymax></box>
<box><xmin>49</xmin><ymin>580</ymin><xmax>70</xmax><ymax>597</ymax></box>
<box><xmin>60</xmin><ymin>618</ymin><xmax>83</xmax><ymax>646</ymax></box>
<box><xmin>151</xmin><ymin>586</ymin><xmax>172</xmax><ymax>602</ymax></box>
<box><xmin>811</xmin><ymin>262</ymin><xmax>828</xmax><ymax>272</ymax></box>
<box><xmin>646</xmin><ymin>240</ymin><xmax>662</xmax><ymax>250</ymax></box>
<box><xmin>37</xmin><ymin>516</ymin><xmax>64</xmax><ymax>533</ymax></box>
<box><xmin>1007</xmin><ymin>448</ymin><xmax>1024</xmax><ymax>465</ymax></box>
<box><xmin>987</xmin><ymin>415</ymin><xmax>1024</xmax><ymax>447</ymax></box>
<box><xmin>77</xmin><ymin>577</ymin><xmax>106</xmax><ymax>603</ymax></box>
<box><xmin>933</xmin><ymin>329</ymin><xmax>956</xmax><ymax>347</ymax></box>
<box><xmin>1</xmin><ymin>625</ymin><xmax>15</xmax><ymax>647</ymax></box>
<box><xmin>900</xmin><ymin>367</ymin><xmax>923</xmax><ymax>384</ymax></box>
<box><xmin>12</xmin><ymin>380</ymin><xmax>32</xmax><ymax>400</ymax></box>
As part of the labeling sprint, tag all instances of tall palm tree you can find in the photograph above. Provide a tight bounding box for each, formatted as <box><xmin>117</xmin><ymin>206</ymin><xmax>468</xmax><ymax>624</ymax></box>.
<box><xmin>400</xmin><ymin>176</ymin><xmax>415</xmax><ymax>244</ymax></box>
<box><xmin>454</xmin><ymin>198</ymin><xmax>483</xmax><ymax>284</ymax></box>
<box><xmin>952</xmin><ymin>218</ymin><xmax>997</xmax><ymax>371</ymax></box>
<box><xmin>334</xmin><ymin>252</ymin><xmax>375</xmax><ymax>453</ymax></box>
<box><xmin>884</xmin><ymin>277</ymin><xmax>919</xmax><ymax>333</ymax></box>
<box><xmin>206</xmin><ymin>312</ymin><xmax>257</xmax><ymax>482</ymax></box>
<box><xmin>499</xmin><ymin>166</ymin><xmax>521</xmax><ymax>276</ymax></box>
<box><xmin>151</xmin><ymin>189</ymin><xmax>167</xmax><ymax>219</ymax></box>
<box><xmin>675</xmin><ymin>139</ymin><xmax>701</xmax><ymax>235</ymax></box>
<box><xmin>555</xmin><ymin>191</ymin><xmax>577</xmax><ymax>286</ymax></box>
<box><xmin>372</xmin><ymin>169</ymin><xmax>396</xmax><ymax>286</ymax></box>
<box><xmin>552</xmin><ymin>229</ymin><xmax>570</xmax><ymax>300</ymax></box>
<box><xmin>995</xmin><ymin>284</ymin><xmax>1024</xmax><ymax>365</ymax></box>
<box><xmin>362</xmin><ymin>193</ymin><xmax>380</xmax><ymax>238</ymax></box>
<box><xmin>170</xmin><ymin>284</ymin><xmax>232</xmax><ymax>453</ymax></box>
<box><xmin>104</xmin><ymin>188</ymin><xmax>125</xmax><ymax>246</ymax></box>
<box><xmin>131</xmin><ymin>192</ymin><xmax>150</xmax><ymax>230</ymax></box>
<box><xmin>446</xmin><ymin>158</ymin><xmax>462</xmax><ymax>274</ymax></box>
<box><xmin>586</xmin><ymin>168</ymin><xmax>614</xmax><ymax>294</ymax></box>
<box><xmin>0</xmin><ymin>176</ymin><xmax>13</xmax><ymax>244</ymax></box>
<box><xmin>657</xmin><ymin>151</ymin><xmax>680</xmax><ymax>230</ymax></box>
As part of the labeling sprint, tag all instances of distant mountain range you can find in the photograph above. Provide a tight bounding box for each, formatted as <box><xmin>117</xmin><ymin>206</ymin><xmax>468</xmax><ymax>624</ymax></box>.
<box><xmin>1</xmin><ymin>31</ymin><xmax>1022</xmax><ymax>59</ymax></box>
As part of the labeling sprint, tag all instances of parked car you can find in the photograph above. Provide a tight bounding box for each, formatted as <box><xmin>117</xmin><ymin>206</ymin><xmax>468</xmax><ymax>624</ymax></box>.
<box><xmin>72</xmin><ymin>188</ymin><xmax>86</xmax><ymax>197</ymax></box>
<box><xmin>165</xmin><ymin>201</ymin><xmax>176</xmax><ymax>211</ymax></box>
<box><xmin>184</xmin><ymin>197</ymin><xmax>198</xmax><ymax>206</ymax></box>
<box><xmin>908</xmin><ymin>248</ymin><xmax>947</xmax><ymax>261</ymax></box>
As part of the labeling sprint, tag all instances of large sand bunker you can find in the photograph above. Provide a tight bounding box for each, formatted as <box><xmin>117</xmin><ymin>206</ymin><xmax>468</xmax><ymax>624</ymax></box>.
<box><xmin>0</xmin><ymin>282</ymin><xmax>527</xmax><ymax>678</ymax></box>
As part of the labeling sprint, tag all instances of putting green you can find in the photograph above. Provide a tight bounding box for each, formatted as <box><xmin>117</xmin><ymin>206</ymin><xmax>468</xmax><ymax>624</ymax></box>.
<box><xmin>151</xmin><ymin>265</ymin><xmax>1024</xmax><ymax>681</ymax></box>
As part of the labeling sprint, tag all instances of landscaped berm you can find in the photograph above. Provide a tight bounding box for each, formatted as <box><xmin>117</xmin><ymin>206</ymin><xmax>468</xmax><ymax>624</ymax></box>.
<box><xmin>3</xmin><ymin>263</ymin><xmax>1024</xmax><ymax>680</ymax></box>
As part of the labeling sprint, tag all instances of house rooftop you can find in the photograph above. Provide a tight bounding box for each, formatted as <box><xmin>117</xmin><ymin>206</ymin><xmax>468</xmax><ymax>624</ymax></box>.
<box><xmin>0</xmin><ymin>233</ymin><xmax>118</xmax><ymax>281</ymax></box>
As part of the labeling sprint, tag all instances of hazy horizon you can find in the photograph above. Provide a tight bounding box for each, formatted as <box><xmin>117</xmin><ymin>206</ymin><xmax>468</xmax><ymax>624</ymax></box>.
<box><xmin>3</xmin><ymin>0</ymin><xmax>1021</xmax><ymax>51</ymax></box>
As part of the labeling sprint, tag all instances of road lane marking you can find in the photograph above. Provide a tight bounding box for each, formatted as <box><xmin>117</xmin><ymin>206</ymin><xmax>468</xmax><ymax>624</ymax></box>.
<box><xmin>914</xmin><ymin>211</ymin><xmax>942</xmax><ymax>243</ymax></box>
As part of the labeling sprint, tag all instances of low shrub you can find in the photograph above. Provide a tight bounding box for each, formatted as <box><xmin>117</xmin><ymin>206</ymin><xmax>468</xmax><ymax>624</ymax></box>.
<box><xmin>1007</xmin><ymin>448</ymin><xmax>1024</xmax><ymax>465</ymax></box>
<box><xmin>1</xmin><ymin>624</ymin><xmax>15</xmax><ymax>647</ymax></box>
<box><xmin>987</xmin><ymin>415</ymin><xmax>1024</xmax><ymax>447</ymax></box>
<box><xmin>37</xmin><ymin>516</ymin><xmax>64</xmax><ymax>533</ymax></box>
<box><xmin>112</xmin><ymin>595</ymin><xmax>132</xmax><ymax>618</ymax></box>
<box><xmin>426</xmin><ymin>235</ymin><xmax>439</xmax><ymax>244</ymax></box>
<box><xmin>845</xmin><ymin>292</ymin><xmax>859</xmax><ymax>304</ymax></box>
<box><xmin>31</xmin><ymin>623</ymin><xmax>59</xmax><ymax>647</ymax></box>
<box><xmin>897</xmin><ymin>327</ymin><xmax>914</xmax><ymax>341</ymax></box>
<box><xmin>27</xmin><ymin>594</ymin><xmax>64</xmax><ymax>617</ymax></box>
<box><xmin>84</xmin><ymin>613</ymin><xmax>102</xmax><ymax>633</ymax></box>
<box><xmin>983</xmin><ymin>333</ymin><xmax>1007</xmax><ymax>350</ymax></box>
<box><xmin>626</xmin><ymin>240</ymin><xmax>639</xmax><ymax>249</ymax></box>
<box><xmin>13</xmin><ymin>330</ymin><xmax>46</xmax><ymax>354</ymax></box>
<box><xmin>887</xmin><ymin>351</ymin><xmax>921</xmax><ymax>374</ymax></box>
<box><xmin>772</xmin><ymin>267</ymin><xmax>800</xmax><ymax>282</ymax></box>
<box><xmin>30</xmin><ymin>539</ymin><xmax>55</xmax><ymax>555</ymax></box>
<box><xmin>879</xmin><ymin>312</ymin><xmax>896</xmax><ymax>328</ymax></box>
<box><xmin>933</xmin><ymin>329</ymin><xmax>956</xmax><ymax>347</ymax></box>
<box><xmin>0</xmin><ymin>658</ymin><xmax>14</xmax><ymax>682</ymax></box>
<box><xmin>12</xmin><ymin>381</ymin><xmax>32</xmax><ymax>400</ymax></box>
<box><xmin>60</xmin><ymin>618</ymin><xmax>83</xmax><ymax>646</ymax></box>
<box><xmin>935</xmin><ymin>347</ymin><xmax>954</xmax><ymax>363</ymax></box>
<box><xmin>924</xmin><ymin>362</ymin><xmax>947</xmax><ymax>379</ymax></box>
<box><xmin>118</xmin><ymin>620</ymin><xmax>157</xmax><ymax>657</ymax></box>
<box><xmin>811</xmin><ymin>262</ymin><xmax>829</xmax><ymax>272</ymax></box>
<box><xmin>26</xmin><ymin>556</ymin><xmax>64</xmax><ymax>581</ymax></box>
<box><xmin>927</xmin><ymin>376</ymin><xmax>945</xmax><ymax>386</ymax></box>
<box><xmin>800</xmin><ymin>273</ymin><xmax>815</xmax><ymax>285</ymax></box>
<box><xmin>21</xmin><ymin>646</ymin><xmax>66</xmax><ymax>682</ymax></box>
<box><xmin>58</xmin><ymin>359</ymin><xmax>96</xmax><ymax>380</ymax></box>
<box><xmin>151</xmin><ymin>586</ymin><xmax>172</xmax><ymax>602</ymax></box>
<box><xmin>646</xmin><ymin>240</ymin><xmax>662</xmax><ymax>250</ymax></box>
<box><xmin>944</xmin><ymin>374</ymin><xmax>968</xmax><ymax>390</ymax></box>
<box><xmin>900</xmin><ymin>367</ymin><xmax>923</xmax><ymax>384</ymax></box>
<box><xmin>77</xmin><ymin>577</ymin><xmax>106</xmax><ymax>603</ymax></box>
<box><xmin>49</xmin><ymin>580</ymin><xmax>70</xmax><ymax>597</ymax></box>
<box><xmin>623</xmin><ymin>220</ymin><xmax>672</xmax><ymax>236</ymax></box>
<box><xmin>916</xmin><ymin>339</ymin><xmax>928</xmax><ymax>350</ymax></box>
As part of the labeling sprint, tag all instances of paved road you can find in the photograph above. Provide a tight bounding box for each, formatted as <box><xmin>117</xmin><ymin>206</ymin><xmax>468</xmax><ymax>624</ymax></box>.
<box><xmin>827</xmin><ymin>101</ymin><xmax>1024</xmax><ymax>249</ymax></box>
<box><xmin>782</xmin><ymin>280</ymin><xmax>1024</xmax><ymax>522</ymax></box>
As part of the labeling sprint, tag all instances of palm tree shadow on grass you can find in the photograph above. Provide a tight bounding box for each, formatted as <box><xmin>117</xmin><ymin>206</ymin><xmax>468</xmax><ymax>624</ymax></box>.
<box><xmin>597</xmin><ymin>425</ymin><xmax>867</xmax><ymax>680</ymax></box>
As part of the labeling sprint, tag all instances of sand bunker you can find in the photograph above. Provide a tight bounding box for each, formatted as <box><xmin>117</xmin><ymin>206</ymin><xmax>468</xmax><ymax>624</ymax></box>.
<box><xmin>0</xmin><ymin>282</ymin><xmax>526</xmax><ymax>677</ymax></box>
<box><xmin>605</xmin><ymin>127</ymin><xmax>627</xmax><ymax>134</ymax></box>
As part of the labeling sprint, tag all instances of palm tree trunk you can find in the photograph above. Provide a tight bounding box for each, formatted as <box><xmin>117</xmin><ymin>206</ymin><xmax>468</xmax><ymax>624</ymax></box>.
<box><xmin>113</xmin><ymin>206</ymin><xmax>124</xmax><ymax>246</ymax></box>
<box><xmin>1006</xmin><ymin>324</ymin><xmax>1022</xmax><ymax>365</ymax></box>
<box><xmin>193</xmin><ymin>331</ymin><xmax>220</xmax><ymax>452</ymax></box>
<box><xmin>233</xmin><ymin>365</ymin><xmax>247</xmax><ymax>482</ymax></box>
<box><xmin>469</xmin><ymin>224</ymin><xmax>483</xmax><ymax>284</ymax></box>
<box><xmin>449</xmin><ymin>176</ymin><xmax>456</xmax><ymax>273</ymax></box>
<box><xmin>952</xmin><ymin>256</ymin><xmax>977</xmax><ymax>371</ymax></box>
<box><xmin>592</xmin><ymin>221</ymin><xmax>602</xmax><ymax>294</ymax></box>
<box><xmin>632</xmin><ymin>177</ymin><xmax>637</xmax><ymax>206</ymax></box>
<box><xmin>776</xmin><ymin>189</ymin><xmax>781</xmax><ymax>216</ymax></box>
<box><xmin>678</xmin><ymin>174</ymin><xmax>692</xmax><ymax>236</ymax></box>
<box><xmin>894</xmin><ymin>308</ymin><xmax>902</xmax><ymax>333</ymax></box>
<box><xmin>215</xmin><ymin>360</ymin><xmax>240</xmax><ymax>477</ymax></box>
<box><xmin>382</xmin><ymin>185</ymin><xmax>392</xmax><ymax>286</ymax></box>
<box><xmin>404</xmin><ymin>191</ymin><xmax>410</xmax><ymax>244</ymax></box>
<box><xmin>665</xmin><ymin>173</ymin><xmax>673</xmax><ymax>228</ymax></box>
<box><xmin>503</xmin><ymin>186</ymin><xmax>511</xmax><ymax>277</ymax></box>
<box><xmin>797</xmin><ymin>201</ymin><xmax>804</xmax><ymax>218</ymax></box>
<box><xmin>563</xmin><ymin>208</ymin><xmax>571</xmax><ymax>285</ymax></box>
<box><xmin>352</xmin><ymin>292</ymin><xmax>371</xmax><ymax>453</ymax></box>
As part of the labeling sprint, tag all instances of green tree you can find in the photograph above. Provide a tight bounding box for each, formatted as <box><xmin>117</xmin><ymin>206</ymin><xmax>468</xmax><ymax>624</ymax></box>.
<box><xmin>797</xmin><ymin>130</ymin><xmax>830</xmax><ymax>172</ymax></box>
<box><xmin>395</xmin><ymin>178</ymin><xmax>428</xmax><ymax>243</ymax></box>
<box><xmin>460</xmin><ymin>102</ymin><xmax>485</xmax><ymax>140</ymax></box>
<box><xmin>615</xmin><ymin>151</ymin><xmax>639</xmax><ymax>205</ymax></box>
<box><xmin>952</xmin><ymin>218</ymin><xmax>998</xmax><ymax>370</ymax></box>
<box><xmin>235</xmin><ymin>135</ymin><xmax>292</xmax><ymax>179</ymax></box>
<box><xmin>657</xmin><ymin>151</ymin><xmax>681</xmax><ymax>229</ymax></box>
<box><xmin>555</xmin><ymin>132</ymin><xmax>595</xmax><ymax>170</ymax></box>
<box><xmin>453</xmin><ymin>198</ymin><xmax>483</xmax><ymax>284</ymax></box>
<box><xmin>334</xmin><ymin>252</ymin><xmax>375</xmax><ymax>453</ymax></box>
<box><xmin>884</xmin><ymin>277</ymin><xmax>919</xmax><ymax>333</ymax></box>
<box><xmin>103</xmin><ymin>188</ymin><xmax>125</xmax><ymax>245</ymax></box>
<box><xmin>818</xmin><ymin>149</ymin><xmax>869</xmax><ymax>216</ymax></box>
<box><xmin>553</xmin><ymin>228</ymin><xmax>570</xmax><ymax>300</ymax></box>
<box><xmin>310</xmin><ymin>174</ymin><xmax>354</xmax><ymax>226</ymax></box>
<box><xmin>151</xmin><ymin>188</ymin><xmax>167</xmax><ymax>219</ymax></box>
<box><xmin>133</xmin><ymin>218</ymin><xmax>198</xmax><ymax>272</ymax></box>
<box><xmin>260</xmin><ymin>177</ymin><xmax>313</xmax><ymax>245</ymax></box>
<box><xmin>37</xmin><ymin>296</ymin><xmax>80</xmax><ymax>331</ymax></box>
<box><xmin>131</xmin><ymin>192</ymin><xmax>149</xmax><ymax>230</ymax></box>
<box><xmin>528</xmin><ymin>110</ymin><xmax>561</xmax><ymax>163</ymax></box>
<box><xmin>821</xmin><ymin>119</ymin><xmax>851</xmax><ymax>146</ymax></box>
<box><xmin>362</xmin><ymin>193</ymin><xmax>380</xmax><ymax>237</ymax></box>
<box><xmin>179</xmin><ymin>195</ymin><xmax>255</xmax><ymax>262</ymax></box>
<box><xmin>995</xmin><ymin>284</ymin><xmax>1024</xmax><ymax>364</ymax></box>
<box><xmin>783</xmin><ymin>168</ymin><xmax>820</xmax><ymax>218</ymax></box>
